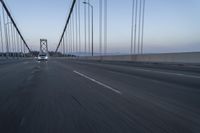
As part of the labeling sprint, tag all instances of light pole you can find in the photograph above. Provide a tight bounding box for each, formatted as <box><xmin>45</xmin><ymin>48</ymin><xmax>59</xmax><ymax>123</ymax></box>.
<box><xmin>83</xmin><ymin>1</ymin><xmax>94</xmax><ymax>56</ymax></box>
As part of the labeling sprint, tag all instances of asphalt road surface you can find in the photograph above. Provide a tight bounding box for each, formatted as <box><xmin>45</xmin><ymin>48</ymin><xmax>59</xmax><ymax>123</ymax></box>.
<box><xmin>0</xmin><ymin>58</ymin><xmax>200</xmax><ymax>133</ymax></box>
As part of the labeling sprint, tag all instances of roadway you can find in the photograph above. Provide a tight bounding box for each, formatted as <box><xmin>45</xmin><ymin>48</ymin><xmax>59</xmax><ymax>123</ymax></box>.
<box><xmin>0</xmin><ymin>58</ymin><xmax>200</xmax><ymax>133</ymax></box>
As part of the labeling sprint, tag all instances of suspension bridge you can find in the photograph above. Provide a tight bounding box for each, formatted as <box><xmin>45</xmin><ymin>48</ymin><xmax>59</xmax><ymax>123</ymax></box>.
<box><xmin>0</xmin><ymin>0</ymin><xmax>200</xmax><ymax>133</ymax></box>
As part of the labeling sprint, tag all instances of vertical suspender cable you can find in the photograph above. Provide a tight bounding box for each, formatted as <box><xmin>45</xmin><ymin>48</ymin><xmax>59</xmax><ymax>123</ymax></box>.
<box><xmin>78</xmin><ymin>0</ymin><xmax>81</xmax><ymax>54</ymax></box>
<box><xmin>62</xmin><ymin>39</ymin><xmax>63</xmax><ymax>54</ymax></box>
<box><xmin>62</xmin><ymin>38</ymin><xmax>64</xmax><ymax>54</ymax></box>
<box><xmin>20</xmin><ymin>38</ymin><xmax>22</xmax><ymax>57</ymax></box>
<box><xmin>72</xmin><ymin>12</ymin><xmax>75</xmax><ymax>54</ymax></box>
<box><xmin>61</xmin><ymin>38</ymin><xmax>63</xmax><ymax>54</ymax></box>
<box><xmin>84</xmin><ymin>3</ymin><xmax>87</xmax><ymax>55</ymax></box>
<box><xmin>71</xmin><ymin>18</ymin><xmax>73</xmax><ymax>55</ymax></box>
<box><xmin>70</xmin><ymin>16</ymin><xmax>72</xmax><ymax>54</ymax></box>
<box><xmin>14</xmin><ymin>26</ymin><xmax>16</xmax><ymax>57</ymax></box>
<box><xmin>104</xmin><ymin>0</ymin><xmax>107</xmax><ymax>55</ymax></box>
<box><xmin>13</xmin><ymin>24</ymin><xmax>16</xmax><ymax>57</ymax></box>
<box><xmin>99</xmin><ymin>0</ymin><xmax>102</xmax><ymax>56</ymax></box>
<box><xmin>6</xmin><ymin>10</ymin><xmax>10</xmax><ymax>56</ymax></box>
<box><xmin>65</xmin><ymin>33</ymin><xmax>66</xmax><ymax>55</ymax></box>
<box><xmin>11</xmin><ymin>23</ymin><xmax>14</xmax><ymax>57</ymax></box>
<box><xmin>67</xmin><ymin>21</ymin><xmax>69</xmax><ymax>55</ymax></box>
<box><xmin>59</xmin><ymin>39</ymin><xmax>61</xmax><ymax>54</ymax></box>
<box><xmin>63</xmin><ymin>34</ymin><xmax>65</xmax><ymax>55</ymax></box>
<box><xmin>0</xmin><ymin>7</ymin><xmax>4</xmax><ymax>56</ymax></box>
<box><xmin>2</xmin><ymin>7</ymin><xmax>8</xmax><ymax>57</ymax></box>
<box><xmin>72</xmin><ymin>18</ymin><xmax>73</xmax><ymax>55</ymax></box>
<box><xmin>141</xmin><ymin>0</ymin><xmax>145</xmax><ymax>54</ymax></box>
<box><xmin>16</xmin><ymin>30</ymin><xmax>19</xmax><ymax>58</ymax></box>
<box><xmin>23</xmin><ymin>39</ymin><xmax>25</xmax><ymax>57</ymax></box>
<box><xmin>69</xmin><ymin>25</ymin><xmax>71</xmax><ymax>55</ymax></box>
<box><xmin>22</xmin><ymin>39</ymin><xmax>25</xmax><ymax>57</ymax></box>
<box><xmin>62</xmin><ymin>35</ymin><xmax>63</xmax><ymax>55</ymax></box>
<box><xmin>19</xmin><ymin>38</ymin><xmax>21</xmax><ymax>57</ymax></box>
<box><xmin>88</xmin><ymin>0</ymin><xmax>91</xmax><ymax>53</ymax></box>
<box><xmin>134</xmin><ymin>0</ymin><xmax>138</xmax><ymax>54</ymax></box>
<box><xmin>20</xmin><ymin>39</ymin><xmax>22</xmax><ymax>57</ymax></box>
<box><xmin>131</xmin><ymin>0</ymin><xmax>135</xmax><ymax>55</ymax></box>
<box><xmin>69</xmin><ymin>19</ymin><xmax>72</xmax><ymax>54</ymax></box>
<box><xmin>65</xmin><ymin>28</ymin><xmax>68</xmax><ymax>55</ymax></box>
<box><xmin>138</xmin><ymin>0</ymin><xmax>142</xmax><ymax>54</ymax></box>
<box><xmin>6</xmin><ymin>15</ymin><xmax>11</xmax><ymax>56</ymax></box>
<box><xmin>60</xmin><ymin>38</ymin><xmax>62</xmax><ymax>54</ymax></box>
<box><xmin>63</xmin><ymin>37</ymin><xmax>64</xmax><ymax>55</ymax></box>
<box><xmin>75</xmin><ymin>2</ymin><xmax>78</xmax><ymax>54</ymax></box>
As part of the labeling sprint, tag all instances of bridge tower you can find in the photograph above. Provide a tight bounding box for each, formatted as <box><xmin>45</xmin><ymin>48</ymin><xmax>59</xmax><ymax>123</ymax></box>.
<box><xmin>40</xmin><ymin>39</ymin><xmax>48</xmax><ymax>54</ymax></box>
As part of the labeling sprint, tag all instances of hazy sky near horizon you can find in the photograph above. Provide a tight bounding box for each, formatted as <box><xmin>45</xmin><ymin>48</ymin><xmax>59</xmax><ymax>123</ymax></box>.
<box><xmin>3</xmin><ymin>0</ymin><xmax>200</xmax><ymax>53</ymax></box>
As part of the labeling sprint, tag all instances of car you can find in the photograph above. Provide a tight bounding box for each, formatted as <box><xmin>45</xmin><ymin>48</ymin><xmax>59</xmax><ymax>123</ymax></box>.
<box><xmin>38</xmin><ymin>53</ymin><xmax>48</xmax><ymax>61</ymax></box>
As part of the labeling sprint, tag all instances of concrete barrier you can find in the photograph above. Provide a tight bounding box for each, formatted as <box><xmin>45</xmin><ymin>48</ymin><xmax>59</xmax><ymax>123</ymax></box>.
<box><xmin>79</xmin><ymin>52</ymin><xmax>200</xmax><ymax>64</ymax></box>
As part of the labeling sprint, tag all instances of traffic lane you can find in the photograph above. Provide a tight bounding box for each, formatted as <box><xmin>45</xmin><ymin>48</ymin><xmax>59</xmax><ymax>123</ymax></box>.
<box><xmin>56</xmin><ymin>59</ymin><xmax>200</xmax><ymax>132</ymax></box>
<box><xmin>63</xmin><ymin>59</ymin><xmax>200</xmax><ymax>89</ymax></box>
<box><xmin>0</xmin><ymin>59</ymin><xmax>36</xmax><ymax>101</ymax></box>
<box><xmin>0</xmin><ymin>59</ymin><xmax>34</xmax><ymax>78</ymax></box>
<box><xmin>0</xmin><ymin>59</ymin><xmax>192</xmax><ymax>133</ymax></box>
<box><xmin>0</xmin><ymin>59</ymin><xmax>199</xmax><ymax>133</ymax></box>
<box><xmin>68</xmin><ymin>61</ymin><xmax>200</xmax><ymax>109</ymax></box>
<box><xmin>55</xmin><ymin>61</ymin><xmax>200</xmax><ymax>105</ymax></box>
<box><xmin>74</xmin><ymin>59</ymin><xmax>200</xmax><ymax>74</ymax></box>
<box><xmin>53</xmin><ymin>60</ymin><xmax>200</xmax><ymax>133</ymax></box>
<box><xmin>0</xmin><ymin>59</ymin><xmax>169</xmax><ymax>133</ymax></box>
<box><xmin>57</xmin><ymin>59</ymin><xmax>200</xmax><ymax>111</ymax></box>
<box><xmin>59</xmin><ymin>59</ymin><xmax>200</xmax><ymax>111</ymax></box>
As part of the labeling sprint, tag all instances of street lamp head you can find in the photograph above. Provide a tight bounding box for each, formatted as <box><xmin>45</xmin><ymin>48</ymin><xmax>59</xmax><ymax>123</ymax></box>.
<box><xmin>83</xmin><ymin>1</ymin><xmax>93</xmax><ymax>8</ymax></box>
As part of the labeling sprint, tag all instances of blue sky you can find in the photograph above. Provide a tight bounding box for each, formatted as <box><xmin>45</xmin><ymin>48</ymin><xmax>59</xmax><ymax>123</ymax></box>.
<box><xmin>4</xmin><ymin>0</ymin><xmax>200</xmax><ymax>53</ymax></box>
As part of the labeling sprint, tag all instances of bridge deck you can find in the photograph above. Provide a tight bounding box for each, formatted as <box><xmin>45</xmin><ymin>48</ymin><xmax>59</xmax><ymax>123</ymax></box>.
<box><xmin>0</xmin><ymin>58</ymin><xmax>200</xmax><ymax>133</ymax></box>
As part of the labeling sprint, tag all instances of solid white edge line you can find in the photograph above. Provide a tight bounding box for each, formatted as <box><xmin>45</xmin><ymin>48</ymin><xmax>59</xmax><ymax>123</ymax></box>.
<box><xmin>73</xmin><ymin>70</ymin><xmax>122</xmax><ymax>95</ymax></box>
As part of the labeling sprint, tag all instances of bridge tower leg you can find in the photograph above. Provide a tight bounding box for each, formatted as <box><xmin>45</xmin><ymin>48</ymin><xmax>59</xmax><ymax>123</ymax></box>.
<box><xmin>40</xmin><ymin>39</ymin><xmax>48</xmax><ymax>54</ymax></box>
